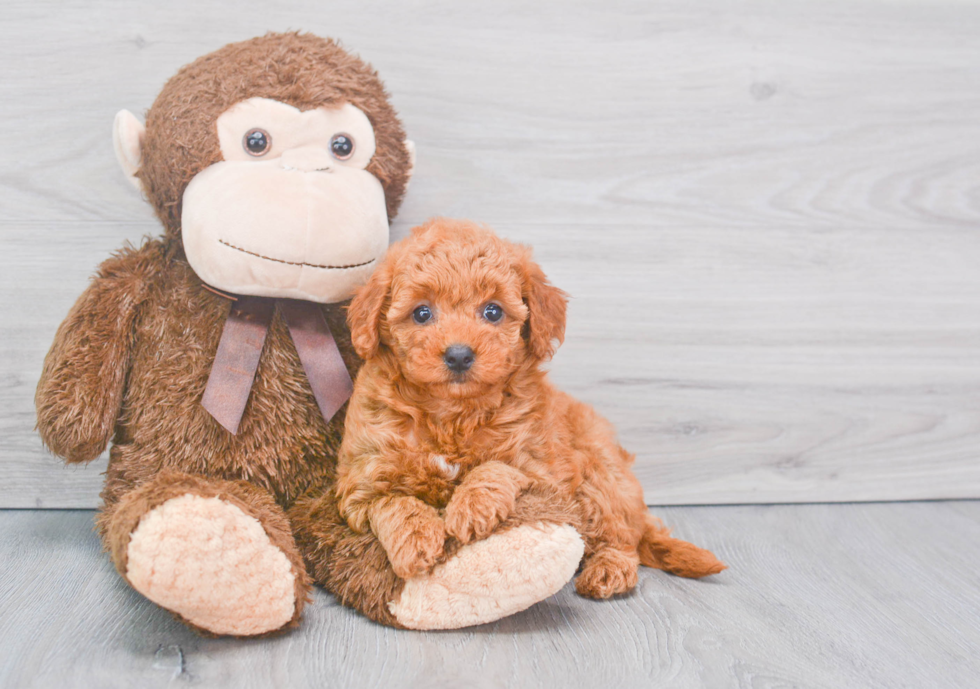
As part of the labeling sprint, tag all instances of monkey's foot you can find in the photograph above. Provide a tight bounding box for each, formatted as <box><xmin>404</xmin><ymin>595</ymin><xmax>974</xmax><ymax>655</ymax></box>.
<box><xmin>389</xmin><ymin>523</ymin><xmax>584</xmax><ymax>630</ymax></box>
<box><xmin>126</xmin><ymin>494</ymin><xmax>297</xmax><ymax>636</ymax></box>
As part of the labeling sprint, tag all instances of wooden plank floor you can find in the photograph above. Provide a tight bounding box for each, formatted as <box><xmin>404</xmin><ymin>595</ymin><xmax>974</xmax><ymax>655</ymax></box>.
<box><xmin>2</xmin><ymin>502</ymin><xmax>978</xmax><ymax>688</ymax></box>
<box><xmin>3</xmin><ymin>0</ymin><xmax>980</xmax><ymax>508</ymax></box>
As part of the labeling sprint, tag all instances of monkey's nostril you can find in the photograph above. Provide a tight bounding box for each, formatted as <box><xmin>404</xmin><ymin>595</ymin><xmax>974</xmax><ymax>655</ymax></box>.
<box><xmin>443</xmin><ymin>344</ymin><xmax>475</xmax><ymax>374</ymax></box>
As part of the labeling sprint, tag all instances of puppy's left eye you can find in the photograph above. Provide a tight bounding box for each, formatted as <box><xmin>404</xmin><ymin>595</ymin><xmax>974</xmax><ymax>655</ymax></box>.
<box><xmin>482</xmin><ymin>303</ymin><xmax>504</xmax><ymax>323</ymax></box>
<box><xmin>412</xmin><ymin>305</ymin><xmax>433</xmax><ymax>324</ymax></box>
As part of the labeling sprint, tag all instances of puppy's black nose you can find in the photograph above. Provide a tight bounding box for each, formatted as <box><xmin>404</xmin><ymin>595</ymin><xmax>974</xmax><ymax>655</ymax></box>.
<box><xmin>443</xmin><ymin>344</ymin><xmax>475</xmax><ymax>373</ymax></box>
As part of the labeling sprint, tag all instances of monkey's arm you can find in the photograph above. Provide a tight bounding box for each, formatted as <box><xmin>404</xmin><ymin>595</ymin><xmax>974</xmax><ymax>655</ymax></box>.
<box><xmin>36</xmin><ymin>242</ymin><xmax>163</xmax><ymax>462</ymax></box>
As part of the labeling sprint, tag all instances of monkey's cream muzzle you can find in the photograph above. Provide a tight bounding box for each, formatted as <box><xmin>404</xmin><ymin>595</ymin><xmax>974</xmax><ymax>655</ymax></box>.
<box><xmin>180</xmin><ymin>97</ymin><xmax>390</xmax><ymax>304</ymax></box>
<box><xmin>182</xmin><ymin>157</ymin><xmax>387</xmax><ymax>303</ymax></box>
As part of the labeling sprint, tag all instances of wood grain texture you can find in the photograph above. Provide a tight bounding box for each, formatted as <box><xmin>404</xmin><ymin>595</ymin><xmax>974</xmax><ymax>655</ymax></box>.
<box><xmin>2</xmin><ymin>503</ymin><xmax>979</xmax><ymax>688</ymax></box>
<box><xmin>2</xmin><ymin>0</ymin><xmax>979</xmax><ymax>506</ymax></box>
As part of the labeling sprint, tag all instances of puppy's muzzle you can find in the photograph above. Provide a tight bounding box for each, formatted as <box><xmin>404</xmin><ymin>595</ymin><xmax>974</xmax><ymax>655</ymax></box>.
<box><xmin>443</xmin><ymin>344</ymin><xmax>475</xmax><ymax>374</ymax></box>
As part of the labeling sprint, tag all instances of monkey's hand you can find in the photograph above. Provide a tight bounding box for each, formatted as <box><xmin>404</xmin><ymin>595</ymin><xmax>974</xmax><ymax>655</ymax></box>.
<box><xmin>444</xmin><ymin>461</ymin><xmax>533</xmax><ymax>545</ymax></box>
<box><xmin>368</xmin><ymin>496</ymin><xmax>447</xmax><ymax>579</ymax></box>
<box><xmin>35</xmin><ymin>242</ymin><xmax>162</xmax><ymax>463</ymax></box>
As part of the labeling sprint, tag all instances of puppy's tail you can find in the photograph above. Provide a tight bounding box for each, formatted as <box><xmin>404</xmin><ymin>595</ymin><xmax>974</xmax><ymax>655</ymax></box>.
<box><xmin>638</xmin><ymin>514</ymin><xmax>726</xmax><ymax>578</ymax></box>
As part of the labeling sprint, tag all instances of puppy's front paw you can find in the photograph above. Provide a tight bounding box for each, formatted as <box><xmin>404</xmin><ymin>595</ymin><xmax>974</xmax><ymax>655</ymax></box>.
<box><xmin>384</xmin><ymin>516</ymin><xmax>446</xmax><ymax>579</ymax></box>
<box><xmin>444</xmin><ymin>486</ymin><xmax>514</xmax><ymax>545</ymax></box>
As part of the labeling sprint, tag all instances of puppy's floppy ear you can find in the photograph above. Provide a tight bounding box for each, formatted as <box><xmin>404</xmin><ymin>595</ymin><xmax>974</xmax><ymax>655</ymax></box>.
<box><xmin>347</xmin><ymin>254</ymin><xmax>398</xmax><ymax>360</ymax></box>
<box><xmin>518</xmin><ymin>249</ymin><xmax>567</xmax><ymax>361</ymax></box>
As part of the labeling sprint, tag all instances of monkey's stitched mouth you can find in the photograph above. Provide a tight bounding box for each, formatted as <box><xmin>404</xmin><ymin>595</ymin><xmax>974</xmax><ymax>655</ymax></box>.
<box><xmin>218</xmin><ymin>240</ymin><xmax>376</xmax><ymax>270</ymax></box>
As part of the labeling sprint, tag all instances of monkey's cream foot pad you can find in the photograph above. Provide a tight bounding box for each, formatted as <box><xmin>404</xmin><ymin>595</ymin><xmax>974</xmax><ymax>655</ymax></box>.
<box><xmin>389</xmin><ymin>523</ymin><xmax>585</xmax><ymax>630</ymax></box>
<box><xmin>126</xmin><ymin>494</ymin><xmax>296</xmax><ymax>636</ymax></box>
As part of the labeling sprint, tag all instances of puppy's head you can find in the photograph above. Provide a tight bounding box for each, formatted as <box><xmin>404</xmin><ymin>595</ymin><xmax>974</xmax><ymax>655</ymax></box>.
<box><xmin>348</xmin><ymin>218</ymin><xmax>566</xmax><ymax>398</ymax></box>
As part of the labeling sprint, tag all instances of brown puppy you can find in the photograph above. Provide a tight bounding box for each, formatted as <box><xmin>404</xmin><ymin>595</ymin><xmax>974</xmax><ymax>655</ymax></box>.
<box><xmin>337</xmin><ymin>218</ymin><xmax>725</xmax><ymax>598</ymax></box>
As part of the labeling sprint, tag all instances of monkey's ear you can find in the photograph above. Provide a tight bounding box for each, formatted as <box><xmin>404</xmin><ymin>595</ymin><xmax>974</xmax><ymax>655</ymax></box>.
<box><xmin>404</xmin><ymin>139</ymin><xmax>416</xmax><ymax>184</ymax></box>
<box><xmin>113</xmin><ymin>110</ymin><xmax>145</xmax><ymax>193</ymax></box>
<box><xmin>520</xmin><ymin>251</ymin><xmax>568</xmax><ymax>361</ymax></box>
<box><xmin>347</xmin><ymin>255</ymin><xmax>397</xmax><ymax>360</ymax></box>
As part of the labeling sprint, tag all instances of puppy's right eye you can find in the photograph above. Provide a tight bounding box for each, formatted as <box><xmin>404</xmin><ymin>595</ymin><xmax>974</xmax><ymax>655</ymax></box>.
<box><xmin>412</xmin><ymin>305</ymin><xmax>433</xmax><ymax>324</ymax></box>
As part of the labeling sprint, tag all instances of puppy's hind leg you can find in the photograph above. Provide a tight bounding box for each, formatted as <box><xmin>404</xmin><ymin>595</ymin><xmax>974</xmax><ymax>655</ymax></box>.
<box><xmin>571</xmin><ymin>479</ymin><xmax>643</xmax><ymax>599</ymax></box>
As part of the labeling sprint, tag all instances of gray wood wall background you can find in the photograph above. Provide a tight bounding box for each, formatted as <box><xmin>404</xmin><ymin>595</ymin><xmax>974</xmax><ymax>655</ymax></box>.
<box><xmin>2</xmin><ymin>0</ymin><xmax>978</xmax><ymax>508</ymax></box>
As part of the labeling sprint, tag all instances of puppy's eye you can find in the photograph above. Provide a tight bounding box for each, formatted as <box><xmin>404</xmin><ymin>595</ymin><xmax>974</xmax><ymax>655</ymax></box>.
<box><xmin>482</xmin><ymin>303</ymin><xmax>504</xmax><ymax>323</ymax></box>
<box><xmin>412</xmin><ymin>305</ymin><xmax>433</xmax><ymax>324</ymax></box>
<box><xmin>330</xmin><ymin>133</ymin><xmax>355</xmax><ymax>160</ymax></box>
<box><xmin>243</xmin><ymin>128</ymin><xmax>271</xmax><ymax>156</ymax></box>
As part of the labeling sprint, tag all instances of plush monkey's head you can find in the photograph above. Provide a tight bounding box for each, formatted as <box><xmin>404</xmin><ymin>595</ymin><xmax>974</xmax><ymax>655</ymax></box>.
<box><xmin>114</xmin><ymin>33</ymin><xmax>414</xmax><ymax>304</ymax></box>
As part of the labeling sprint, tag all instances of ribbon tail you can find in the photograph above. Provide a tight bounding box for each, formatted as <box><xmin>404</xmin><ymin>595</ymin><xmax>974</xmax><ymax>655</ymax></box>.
<box><xmin>201</xmin><ymin>296</ymin><xmax>275</xmax><ymax>434</ymax></box>
<box><xmin>278</xmin><ymin>299</ymin><xmax>354</xmax><ymax>425</ymax></box>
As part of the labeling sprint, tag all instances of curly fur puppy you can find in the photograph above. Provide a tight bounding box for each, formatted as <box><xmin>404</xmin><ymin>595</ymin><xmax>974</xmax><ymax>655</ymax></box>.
<box><xmin>336</xmin><ymin>218</ymin><xmax>725</xmax><ymax>599</ymax></box>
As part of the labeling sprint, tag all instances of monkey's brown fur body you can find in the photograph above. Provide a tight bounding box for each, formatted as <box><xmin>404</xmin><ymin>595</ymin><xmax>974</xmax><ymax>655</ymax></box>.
<box><xmin>336</xmin><ymin>220</ymin><xmax>725</xmax><ymax>598</ymax></box>
<box><xmin>36</xmin><ymin>34</ymin><xmax>580</xmax><ymax>634</ymax></box>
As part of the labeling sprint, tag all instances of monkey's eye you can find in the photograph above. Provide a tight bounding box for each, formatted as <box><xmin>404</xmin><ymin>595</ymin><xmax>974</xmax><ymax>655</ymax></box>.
<box><xmin>330</xmin><ymin>133</ymin><xmax>355</xmax><ymax>160</ymax></box>
<box><xmin>412</xmin><ymin>305</ymin><xmax>433</xmax><ymax>325</ymax></box>
<box><xmin>243</xmin><ymin>128</ymin><xmax>271</xmax><ymax>156</ymax></box>
<box><xmin>482</xmin><ymin>303</ymin><xmax>504</xmax><ymax>323</ymax></box>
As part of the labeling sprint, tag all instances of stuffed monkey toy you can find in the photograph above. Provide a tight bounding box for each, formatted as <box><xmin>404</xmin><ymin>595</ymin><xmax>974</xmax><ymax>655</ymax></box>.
<box><xmin>35</xmin><ymin>33</ymin><xmax>585</xmax><ymax>635</ymax></box>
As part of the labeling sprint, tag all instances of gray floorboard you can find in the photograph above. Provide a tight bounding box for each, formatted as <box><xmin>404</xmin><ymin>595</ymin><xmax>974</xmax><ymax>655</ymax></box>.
<box><xmin>2</xmin><ymin>503</ymin><xmax>978</xmax><ymax>688</ymax></box>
